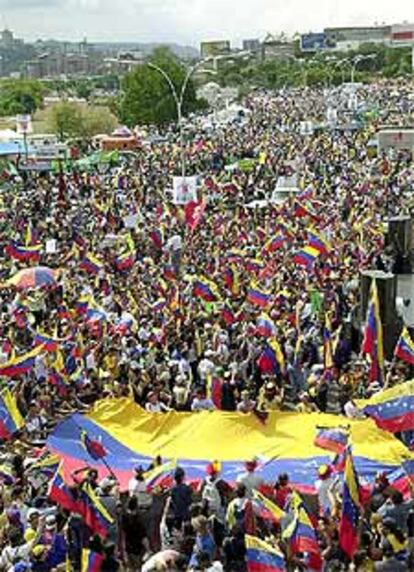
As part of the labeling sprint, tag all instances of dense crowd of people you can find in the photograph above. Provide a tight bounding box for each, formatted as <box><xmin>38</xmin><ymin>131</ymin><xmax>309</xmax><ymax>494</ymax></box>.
<box><xmin>0</xmin><ymin>78</ymin><xmax>412</xmax><ymax>570</ymax></box>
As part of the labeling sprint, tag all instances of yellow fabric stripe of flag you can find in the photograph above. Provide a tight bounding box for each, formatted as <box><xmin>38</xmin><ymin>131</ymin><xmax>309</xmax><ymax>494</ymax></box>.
<box><xmin>268</xmin><ymin>337</ymin><xmax>285</xmax><ymax>372</ymax></box>
<box><xmin>245</xmin><ymin>534</ymin><xmax>285</xmax><ymax>560</ymax></box>
<box><xmin>1</xmin><ymin>387</ymin><xmax>24</xmax><ymax>430</ymax></box>
<box><xmin>303</xmin><ymin>245</ymin><xmax>321</xmax><ymax>258</ymax></box>
<box><xmin>253</xmin><ymin>489</ymin><xmax>286</xmax><ymax>520</ymax></box>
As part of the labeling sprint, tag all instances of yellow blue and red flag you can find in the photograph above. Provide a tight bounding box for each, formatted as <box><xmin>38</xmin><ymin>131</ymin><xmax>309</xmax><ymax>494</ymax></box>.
<box><xmin>48</xmin><ymin>462</ymin><xmax>78</xmax><ymax>513</ymax></box>
<box><xmin>34</xmin><ymin>330</ymin><xmax>66</xmax><ymax>352</ymax></box>
<box><xmin>80</xmin><ymin>253</ymin><xmax>104</xmax><ymax>275</ymax></box>
<box><xmin>79</xmin><ymin>482</ymin><xmax>114</xmax><ymax>538</ymax></box>
<box><xmin>357</xmin><ymin>379</ymin><xmax>414</xmax><ymax>433</ymax></box>
<box><xmin>339</xmin><ymin>447</ymin><xmax>361</xmax><ymax>559</ymax></box>
<box><xmin>0</xmin><ymin>388</ymin><xmax>24</xmax><ymax>440</ymax></box>
<box><xmin>0</xmin><ymin>346</ymin><xmax>43</xmax><ymax>377</ymax></box>
<box><xmin>362</xmin><ymin>280</ymin><xmax>384</xmax><ymax>383</ymax></box>
<box><xmin>394</xmin><ymin>327</ymin><xmax>414</xmax><ymax>365</ymax></box>
<box><xmin>257</xmin><ymin>338</ymin><xmax>285</xmax><ymax>374</ymax></box>
<box><xmin>256</xmin><ymin>314</ymin><xmax>277</xmax><ymax>338</ymax></box>
<box><xmin>193</xmin><ymin>277</ymin><xmax>220</xmax><ymax>303</ymax></box>
<box><xmin>5</xmin><ymin>241</ymin><xmax>42</xmax><ymax>263</ymax></box>
<box><xmin>81</xmin><ymin>549</ymin><xmax>104</xmax><ymax>572</ymax></box>
<box><xmin>115</xmin><ymin>250</ymin><xmax>135</xmax><ymax>271</ymax></box>
<box><xmin>314</xmin><ymin>426</ymin><xmax>349</xmax><ymax>455</ymax></box>
<box><xmin>247</xmin><ymin>285</ymin><xmax>271</xmax><ymax>308</ymax></box>
<box><xmin>245</xmin><ymin>534</ymin><xmax>286</xmax><ymax>572</ymax></box>
<box><xmin>252</xmin><ymin>490</ymin><xmax>285</xmax><ymax>524</ymax></box>
<box><xmin>283</xmin><ymin>492</ymin><xmax>322</xmax><ymax>571</ymax></box>
<box><xmin>263</xmin><ymin>235</ymin><xmax>285</xmax><ymax>253</ymax></box>
<box><xmin>293</xmin><ymin>246</ymin><xmax>320</xmax><ymax>267</ymax></box>
<box><xmin>308</xmin><ymin>229</ymin><xmax>330</xmax><ymax>255</ymax></box>
<box><xmin>144</xmin><ymin>460</ymin><xmax>176</xmax><ymax>492</ymax></box>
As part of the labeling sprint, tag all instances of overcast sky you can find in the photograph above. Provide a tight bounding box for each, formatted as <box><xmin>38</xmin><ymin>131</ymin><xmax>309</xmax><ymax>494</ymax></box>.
<box><xmin>0</xmin><ymin>0</ymin><xmax>413</xmax><ymax>46</ymax></box>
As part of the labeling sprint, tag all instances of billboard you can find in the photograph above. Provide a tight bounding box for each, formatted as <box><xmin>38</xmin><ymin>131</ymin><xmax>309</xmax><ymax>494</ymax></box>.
<box><xmin>300</xmin><ymin>33</ymin><xmax>330</xmax><ymax>52</ymax></box>
<box><xmin>391</xmin><ymin>24</ymin><xmax>414</xmax><ymax>46</ymax></box>
<box><xmin>200</xmin><ymin>40</ymin><xmax>231</xmax><ymax>58</ymax></box>
<box><xmin>16</xmin><ymin>114</ymin><xmax>33</xmax><ymax>135</ymax></box>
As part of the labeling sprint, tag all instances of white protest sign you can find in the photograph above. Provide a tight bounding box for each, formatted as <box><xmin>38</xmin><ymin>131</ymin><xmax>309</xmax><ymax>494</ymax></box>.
<box><xmin>172</xmin><ymin>176</ymin><xmax>198</xmax><ymax>205</ymax></box>
<box><xmin>300</xmin><ymin>121</ymin><xmax>314</xmax><ymax>135</ymax></box>
<box><xmin>45</xmin><ymin>239</ymin><xmax>57</xmax><ymax>253</ymax></box>
<box><xmin>124</xmin><ymin>214</ymin><xmax>138</xmax><ymax>229</ymax></box>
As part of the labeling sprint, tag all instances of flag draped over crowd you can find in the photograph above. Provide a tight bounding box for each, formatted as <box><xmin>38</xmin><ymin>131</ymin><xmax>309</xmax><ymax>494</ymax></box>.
<box><xmin>47</xmin><ymin>400</ymin><xmax>414</xmax><ymax>495</ymax></box>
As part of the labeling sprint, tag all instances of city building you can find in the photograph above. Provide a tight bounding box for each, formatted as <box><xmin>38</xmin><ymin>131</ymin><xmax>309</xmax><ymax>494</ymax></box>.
<box><xmin>242</xmin><ymin>39</ymin><xmax>261</xmax><ymax>53</ymax></box>
<box><xmin>261</xmin><ymin>34</ymin><xmax>295</xmax><ymax>60</ymax></box>
<box><xmin>103</xmin><ymin>51</ymin><xmax>145</xmax><ymax>75</ymax></box>
<box><xmin>0</xmin><ymin>28</ymin><xmax>23</xmax><ymax>49</ymax></box>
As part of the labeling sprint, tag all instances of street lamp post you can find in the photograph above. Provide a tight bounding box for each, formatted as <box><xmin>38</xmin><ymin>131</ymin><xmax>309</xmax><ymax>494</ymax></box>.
<box><xmin>148</xmin><ymin>58</ymin><xmax>211</xmax><ymax>178</ymax></box>
<box><xmin>350</xmin><ymin>54</ymin><xmax>376</xmax><ymax>83</ymax></box>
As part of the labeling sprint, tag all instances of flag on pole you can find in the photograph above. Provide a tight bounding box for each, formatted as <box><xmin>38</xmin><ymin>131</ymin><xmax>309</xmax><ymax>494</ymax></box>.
<box><xmin>283</xmin><ymin>491</ymin><xmax>322</xmax><ymax>571</ymax></box>
<box><xmin>81</xmin><ymin>549</ymin><xmax>104</xmax><ymax>572</ymax></box>
<box><xmin>394</xmin><ymin>327</ymin><xmax>414</xmax><ymax>365</ymax></box>
<box><xmin>0</xmin><ymin>388</ymin><xmax>24</xmax><ymax>440</ymax></box>
<box><xmin>362</xmin><ymin>280</ymin><xmax>384</xmax><ymax>384</ymax></box>
<box><xmin>314</xmin><ymin>426</ymin><xmax>349</xmax><ymax>454</ymax></box>
<box><xmin>245</xmin><ymin>535</ymin><xmax>286</xmax><ymax>572</ymax></box>
<box><xmin>339</xmin><ymin>447</ymin><xmax>361</xmax><ymax>559</ymax></box>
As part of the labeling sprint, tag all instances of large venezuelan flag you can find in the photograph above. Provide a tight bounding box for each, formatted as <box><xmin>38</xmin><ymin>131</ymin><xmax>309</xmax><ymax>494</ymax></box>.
<box><xmin>47</xmin><ymin>398</ymin><xmax>414</xmax><ymax>496</ymax></box>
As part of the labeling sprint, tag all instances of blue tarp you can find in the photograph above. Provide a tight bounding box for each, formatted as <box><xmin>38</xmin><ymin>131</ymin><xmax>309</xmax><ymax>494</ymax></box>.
<box><xmin>0</xmin><ymin>142</ymin><xmax>36</xmax><ymax>156</ymax></box>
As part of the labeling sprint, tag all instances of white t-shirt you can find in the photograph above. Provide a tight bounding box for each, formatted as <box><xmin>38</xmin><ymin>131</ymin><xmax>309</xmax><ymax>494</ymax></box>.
<box><xmin>166</xmin><ymin>235</ymin><xmax>182</xmax><ymax>252</ymax></box>
<box><xmin>236</xmin><ymin>471</ymin><xmax>264</xmax><ymax>497</ymax></box>
<box><xmin>191</xmin><ymin>398</ymin><xmax>215</xmax><ymax>412</ymax></box>
<box><xmin>128</xmin><ymin>477</ymin><xmax>152</xmax><ymax>508</ymax></box>
<box><xmin>315</xmin><ymin>476</ymin><xmax>339</xmax><ymax>513</ymax></box>
<box><xmin>0</xmin><ymin>544</ymin><xmax>31</xmax><ymax>571</ymax></box>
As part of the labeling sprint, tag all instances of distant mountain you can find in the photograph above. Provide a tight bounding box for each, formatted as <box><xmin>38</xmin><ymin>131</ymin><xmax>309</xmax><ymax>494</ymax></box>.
<box><xmin>91</xmin><ymin>42</ymin><xmax>199</xmax><ymax>60</ymax></box>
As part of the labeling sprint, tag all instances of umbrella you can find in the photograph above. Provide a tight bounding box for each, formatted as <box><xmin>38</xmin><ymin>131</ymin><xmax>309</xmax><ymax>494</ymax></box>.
<box><xmin>6</xmin><ymin>266</ymin><xmax>58</xmax><ymax>289</ymax></box>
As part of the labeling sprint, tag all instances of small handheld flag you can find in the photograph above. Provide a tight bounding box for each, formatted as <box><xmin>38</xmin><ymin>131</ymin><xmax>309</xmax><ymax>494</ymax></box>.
<box><xmin>245</xmin><ymin>535</ymin><xmax>286</xmax><ymax>572</ymax></box>
<box><xmin>314</xmin><ymin>426</ymin><xmax>349</xmax><ymax>454</ymax></box>
<box><xmin>394</xmin><ymin>327</ymin><xmax>414</xmax><ymax>365</ymax></box>
<box><xmin>0</xmin><ymin>388</ymin><xmax>24</xmax><ymax>440</ymax></box>
<box><xmin>81</xmin><ymin>548</ymin><xmax>104</xmax><ymax>572</ymax></box>
<box><xmin>339</xmin><ymin>447</ymin><xmax>361</xmax><ymax>559</ymax></box>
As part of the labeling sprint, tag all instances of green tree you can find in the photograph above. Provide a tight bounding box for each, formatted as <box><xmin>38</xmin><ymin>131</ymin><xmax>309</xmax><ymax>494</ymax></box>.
<box><xmin>0</xmin><ymin>79</ymin><xmax>44</xmax><ymax>116</ymax></box>
<box><xmin>46</xmin><ymin>102</ymin><xmax>83</xmax><ymax>141</ymax></box>
<box><xmin>120</xmin><ymin>48</ymin><xmax>201</xmax><ymax>127</ymax></box>
<box><xmin>80</xmin><ymin>106</ymin><xmax>117</xmax><ymax>138</ymax></box>
<box><xmin>46</xmin><ymin>102</ymin><xmax>118</xmax><ymax>141</ymax></box>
